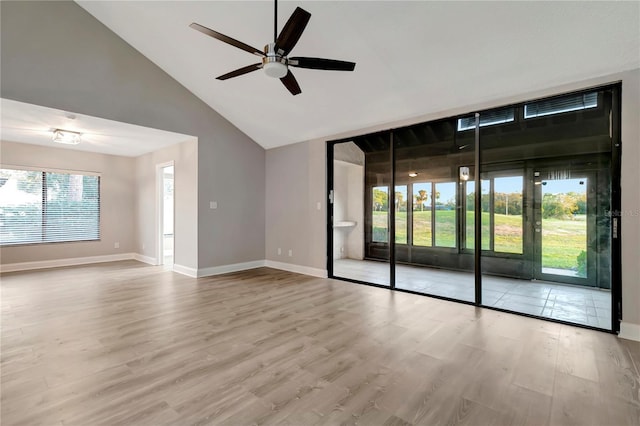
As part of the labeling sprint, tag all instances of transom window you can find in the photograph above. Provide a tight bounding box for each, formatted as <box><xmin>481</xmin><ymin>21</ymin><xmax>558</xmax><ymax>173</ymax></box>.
<box><xmin>457</xmin><ymin>108</ymin><xmax>515</xmax><ymax>131</ymax></box>
<box><xmin>524</xmin><ymin>92</ymin><xmax>597</xmax><ymax>118</ymax></box>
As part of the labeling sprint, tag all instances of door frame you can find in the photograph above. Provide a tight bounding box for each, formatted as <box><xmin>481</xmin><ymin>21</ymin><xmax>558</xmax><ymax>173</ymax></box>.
<box><xmin>156</xmin><ymin>161</ymin><xmax>174</xmax><ymax>267</ymax></box>
<box><xmin>531</xmin><ymin>168</ymin><xmax>598</xmax><ymax>287</ymax></box>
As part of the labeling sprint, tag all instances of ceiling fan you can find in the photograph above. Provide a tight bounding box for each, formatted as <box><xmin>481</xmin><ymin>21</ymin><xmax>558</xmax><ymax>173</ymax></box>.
<box><xmin>190</xmin><ymin>0</ymin><xmax>356</xmax><ymax>95</ymax></box>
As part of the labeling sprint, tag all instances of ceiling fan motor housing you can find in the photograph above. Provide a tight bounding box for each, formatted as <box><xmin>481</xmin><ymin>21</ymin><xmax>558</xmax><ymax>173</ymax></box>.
<box><xmin>262</xmin><ymin>43</ymin><xmax>288</xmax><ymax>78</ymax></box>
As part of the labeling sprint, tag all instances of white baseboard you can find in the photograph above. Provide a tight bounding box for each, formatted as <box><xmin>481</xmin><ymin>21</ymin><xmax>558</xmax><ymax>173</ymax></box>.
<box><xmin>264</xmin><ymin>260</ymin><xmax>328</xmax><ymax>278</ymax></box>
<box><xmin>173</xmin><ymin>263</ymin><xmax>198</xmax><ymax>278</ymax></box>
<box><xmin>133</xmin><ymin>253</ymin><xmax>157</xmax><ymax>265</ymax></box>
<box><xmin>197</xmin><ymin>260</ymin><xmax>265</xmax><ymax>278</ymax></box>
<box><xmin>1</xmin><ymin>255</ymin><xmax>329</xmax><ymax>280</ymax></box>
<box><xmin>0</xmin><ymin>253</ymin><xmax>136</xmax><ymax>273</ymax></box>
<box><xmin>618</xmin><ymin>322</ymin><xmax>640</xmax><ymax>342</ymax></box>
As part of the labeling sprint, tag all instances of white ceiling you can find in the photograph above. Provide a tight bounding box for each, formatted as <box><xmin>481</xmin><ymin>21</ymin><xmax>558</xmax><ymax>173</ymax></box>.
<box><xmin>78</xmin><ymin>0</ymin><xmax>640</xmax><ymax>148</ymax></box>
<box><xmin>71</xmin><ymin>1</ymin><xmax>639</xmax><ymax>149</ymax></box>
<box><xmin>1</xmin><ymin>98</ymin><xmax>193</xmax><ymax>157</ymax></box>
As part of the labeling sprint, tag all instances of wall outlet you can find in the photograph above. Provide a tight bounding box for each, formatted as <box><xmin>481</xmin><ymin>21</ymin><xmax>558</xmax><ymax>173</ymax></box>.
<box><xmin>142</xmin><ymin>243</ymin><xmax>145</xmax><ymax>250</ymax></box>
<box><xmin>316</xmin><ymin>202</ymin><xmax>321</xmax><ymax>210</ymax></box>
<box><xmin>288</xmin><ymin>249</ymin><xmax>293</xmax><ymax>257</ymax></box>
<box><xmin>114</xmin><ymin>242</ymin><xmax>120</xmax><ymax>249</ymax></box>
<box><xmin>277</xmin><ymin>248</ymin><xmax>281</xmax><ymax>255</ymax></box>
<box><xmin>340</xmin><ymin>246</ymin><xmax>344</xmax><ymax>253</ymax></box>
<box><xmin>210</xmin><ymin>201</ymin><xmax>218</xmax><ymax>209</ymax></box>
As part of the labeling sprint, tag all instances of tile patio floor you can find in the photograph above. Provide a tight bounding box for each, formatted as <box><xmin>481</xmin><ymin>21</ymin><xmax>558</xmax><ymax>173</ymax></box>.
<box><xmin>333</xmin><ymin>258</ymin><xmax>612</xmax><ymax>330</ymax></box>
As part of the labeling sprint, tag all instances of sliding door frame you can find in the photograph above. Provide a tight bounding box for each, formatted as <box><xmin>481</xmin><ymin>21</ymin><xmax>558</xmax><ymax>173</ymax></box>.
<box><xmin>326</xmin><ymin>82</ymin><xmax>622</xmax><ymax>334</ymax></box>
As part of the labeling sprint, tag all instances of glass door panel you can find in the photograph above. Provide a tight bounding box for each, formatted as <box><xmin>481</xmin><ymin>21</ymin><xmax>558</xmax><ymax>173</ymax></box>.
<box><xmin>393</xmin><ymin>120</ymin><xmax>475</xmax><ymax>302</ymax></box>
<box><xmin>479</xmin><ymin>87</ymin><xmax>614</xmax><ymax>330</ymax></box>
<box><xmin>330</xmin><ymin>134</ymin><xmax>392</xmax><ymax>287</ymax></box>
<box><xmin>540</xmin><ymin>177</ymin><xmax>587</xmax><ymax>277</ymax></box>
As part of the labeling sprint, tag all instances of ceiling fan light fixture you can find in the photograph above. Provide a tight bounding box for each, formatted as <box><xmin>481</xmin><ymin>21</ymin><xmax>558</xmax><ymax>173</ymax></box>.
<box><xmin>263</xmin><ymin>59</ymin><xmax>288</xmax><ymax>79</ymax></box>
<box><xmin>52</xmin><ymin>129</ymin><xmax>81</xmax><ymax>145</ymax></box>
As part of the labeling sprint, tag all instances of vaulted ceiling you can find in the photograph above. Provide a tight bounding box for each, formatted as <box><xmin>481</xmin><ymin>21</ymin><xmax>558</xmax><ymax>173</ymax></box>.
<box><xmin>77</xmin><ymin>1</ymin><xmax>640</xmax><ymax>150</ymax></box>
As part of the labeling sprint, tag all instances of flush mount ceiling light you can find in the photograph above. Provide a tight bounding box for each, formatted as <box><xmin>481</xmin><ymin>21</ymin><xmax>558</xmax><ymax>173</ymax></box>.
<box><xmin>408</xmin><ymin>172</ymin><xmax>418</xmax><ymax>178</ymax></box>
<box><xmin>52</xmin><ymin>129</ymin><xmax>81</xmax><ymax>145</ymax></box>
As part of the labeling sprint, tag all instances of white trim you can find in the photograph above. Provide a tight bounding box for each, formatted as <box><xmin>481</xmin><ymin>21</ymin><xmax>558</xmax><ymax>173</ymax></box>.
<box><xmin>1</xmin><ymin>163</ymin><xmax>101</xmax><ymax>176</ymax></box>
<box><xmin>173</xmin><ymin>263</ymin><xmax>198</xmax><ymax>278</ymax></box>
<box><xmin>618</xmin><ymin>322</ymin><xmax>640</xmax><ymax>342</ymax></box>
<box><xmin>264</xmin><ymin>260</ymin><xmax>328</xmax><ymax>278</ymax></box>
<box><xmin>156</xmin><ymin>161</ymin><xmax>175</xmax><ymax>266</ymax></box>
<box><xmin>0</xmin><ymin>253</ymin><xmax>136</xmax><ymax>273</ymax></box>
<box><xmin>133</xmin><ymin>253</ymin><xmax>157</xmax><ymax>265</ymax></box>
<box><xmin>197</xmin><ymin>260</ymin><xmax>265</xmax><ymax>278</ymax></box>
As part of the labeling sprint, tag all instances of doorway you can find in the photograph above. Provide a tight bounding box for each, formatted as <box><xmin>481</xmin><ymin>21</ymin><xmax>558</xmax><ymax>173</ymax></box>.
<box><xmin>535</xmin><ymin>174</ymin><xmax>589</xmax><ymax>283</ymax></box>
<box><xmin>158</xmin><ymin>162</ymin><xmax>174</xmax><ymax>268</ymax></box>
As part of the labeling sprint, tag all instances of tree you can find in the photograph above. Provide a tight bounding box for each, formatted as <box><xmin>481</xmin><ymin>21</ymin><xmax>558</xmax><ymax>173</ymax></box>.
<box><xmin>415</xmin><ymin>190</ymin><xmax>428</xmax><ymax>211</ymax></box>
<box><xmin>373</xmin><ymin>188</ymin><xmax>388</xmax><ymax>211</ymax></box>
<box><xmin>394</xmin><ymin>191</ymin><xmax>406</xmax><ymax>212</ymax></box>
<box><xmin>494</xmin><ymin>192</ymin><xmax>523</xmax><ymax>216</ymax></box>
<box><xmin>542</xmin><ymin>193</ymin><xmax>579</xmax><ymax>219</ymax></box>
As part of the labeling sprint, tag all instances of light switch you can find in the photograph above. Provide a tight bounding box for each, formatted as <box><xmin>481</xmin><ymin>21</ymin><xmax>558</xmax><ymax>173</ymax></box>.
<box><xmin>210</xmin><ymin>201</ymin><xmax>218</xmax><ymax>209</ymax></box>
<box><xmin>316</xmin><ymin>202</ymin><xmax>321</xmax><ymax>210</ymax></box>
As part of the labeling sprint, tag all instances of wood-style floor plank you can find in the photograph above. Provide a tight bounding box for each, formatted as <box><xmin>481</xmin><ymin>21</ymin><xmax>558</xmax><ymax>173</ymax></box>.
<box><xmin>1</xmin><ymin>261</ymin><xmax>639</xmax><ymax>425</ymax></box>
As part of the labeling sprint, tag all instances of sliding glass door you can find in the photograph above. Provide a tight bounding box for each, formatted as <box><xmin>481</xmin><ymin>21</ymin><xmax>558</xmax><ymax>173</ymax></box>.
<box><xmin>328</xmin><ymin>84</ymin><xmax>620</xmax><ymax>332</ymax></box>
<box><xmin>329</xmin><ymin>135</ymin><xmax>391</xmax><ymax>287</ymax></box>
<box><xmin>392</xmin><ymin>120</ymin><xmax>475</xmax><ymax>302</ymax></box>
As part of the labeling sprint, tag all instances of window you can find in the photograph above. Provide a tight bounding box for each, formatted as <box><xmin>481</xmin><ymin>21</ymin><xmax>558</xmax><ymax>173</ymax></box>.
<box><xmin>434</xmin><ymin>182</ymin><xmax>456</xmax><ymax>247</ymax></box>
<box><xmin>394</xmin><ymin>185</ymin><xmax>407</xmax><ymax>244</ymax></box>
<box><xmin>493</xmin><ymin>176</ymin><xmax>523</xmax><ymax>254</ymax></box>
<box><xmin>464</xmin><ymin>175</ymin><xmax>523</xmax><ymax>254</ymax></box>
<box><xmin>412</xmin><ymin>182</ymin><xmax>432</xmax><ymax>246</ymax></box>
<box><xmin>457</xmin><ymin>108</ymin><xmax>515</xmax><ymax>131</ymax></box>
<box><xmin>372</xmin><ymin>186</ymin><xmax>388</xmax><ymax>242</ymax></box>
<box><xmin>0</xmin><ymin>168</ymin><xmax>100</xmax><ymax>245</ymax></box>
<box><xmin>524</xmin><ymin>92</ymin><xmax>597</xmax><ymax>118</ymax></box>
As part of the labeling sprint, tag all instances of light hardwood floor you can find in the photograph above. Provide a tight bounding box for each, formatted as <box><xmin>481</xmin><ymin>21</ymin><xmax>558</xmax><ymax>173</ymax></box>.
<box><xmin>1</xmin><ymin>261</ymin><xmax>639</xmax><ymax>425</ymax></box>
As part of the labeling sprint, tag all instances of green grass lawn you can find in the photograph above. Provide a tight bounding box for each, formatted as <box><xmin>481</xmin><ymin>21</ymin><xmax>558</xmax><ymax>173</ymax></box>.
<box><xmin>373</xmin><ymin>211</ymin><xmax>586</xmax><ymax>270</ymax></box>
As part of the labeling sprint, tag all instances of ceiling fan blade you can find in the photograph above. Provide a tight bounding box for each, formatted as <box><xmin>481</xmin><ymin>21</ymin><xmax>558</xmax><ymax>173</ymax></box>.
<box><xmin>216</xmin><ymin>63</ymin><xmax>263</xmax><ymax>80</ymax></box>
<box><xmin>275</xmin><ymin>7</ymin><xmax>311</xmax><ymax>55</ymax></box>
<box><xmin>289</xmin><ymin>57</ymin><xmax>356</xmax><ymax>71</ymax></box>
<box><xmin>280</xmin><ymin>70</ymin><xmax>302</xmax><ymax>95</ymax></box>
<box><xmin>190</xmin><ymin>23</ymin><xmax>264</xmax><ymax>57</ymax></box>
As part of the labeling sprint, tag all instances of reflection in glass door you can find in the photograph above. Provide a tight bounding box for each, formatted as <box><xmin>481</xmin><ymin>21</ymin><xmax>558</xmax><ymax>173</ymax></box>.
<box><xmin>330</xmin><ymin>137</ymin><xmax>391</xmax><ymax>287</ymax></box>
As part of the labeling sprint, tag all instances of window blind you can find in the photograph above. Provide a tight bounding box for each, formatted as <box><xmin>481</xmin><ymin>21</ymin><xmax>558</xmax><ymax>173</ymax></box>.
<box><xmin>0</xmin><ymin>168</ymin><xmax>100</xmax><ymax>245</ymax></box>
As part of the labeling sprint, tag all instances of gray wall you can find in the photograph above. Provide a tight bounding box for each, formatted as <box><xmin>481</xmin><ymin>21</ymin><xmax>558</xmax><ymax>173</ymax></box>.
<box><xmin>135</xmin><ymin>139</ymin><xmax>198</xmax><ymax>269</ymax></box>
<box><xmin>0</xmin><ymin>141</ymin><xmax>136</xmax><ymax>263</ymax></box>
<box><xmin>265</xmin><ymin>69</ymin><xmax>640</xmax><ymax>329</ymax></box>
<box><xmin>265</xmin><ymin>141</ymin><xmax>326</xmax><ymax>270</ymax></box>
<box><xmin>0</xmin><ymin>1</ymin><xmax>265</xmax><ymax>271</ymax></box>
